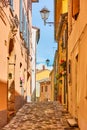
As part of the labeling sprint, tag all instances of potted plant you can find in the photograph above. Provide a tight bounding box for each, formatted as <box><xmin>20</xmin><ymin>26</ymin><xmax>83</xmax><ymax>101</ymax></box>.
<box><xmin>60</xmin><ymin>60</ymin><xmax>66</xmax><ymax>70</ymax></box>
<box><xmin>55</xmin><ymin>72</ymin><xmax>62</xmax><ymax>79</ymax></box>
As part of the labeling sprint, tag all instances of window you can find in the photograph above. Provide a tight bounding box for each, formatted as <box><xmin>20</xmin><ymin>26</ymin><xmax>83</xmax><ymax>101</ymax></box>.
<box><xmin>26</xmin><ymin>21</ymin><xmax>29</xmax><ymax>48</ymax></box>
<box><xmin>62</xmin><ymin>27</ymin><xmax>68</xmax><ymax>49</ymax></box>
<box><xmin>69</xmin><ymin>59</ymin><xmax>72</xmax><ymax>84</ymax></box>
<box><xmin>10</xmin><ymin>0</ymin><xmax>13</xmax><ymax>11</ymax></box>
<box><xmin>19</xmin><ymin>0</ymin><xmax>23</xmax><ymax>32</ymax></box>
<box><xmin>23</xmin><ymin>14</ymin><xmax>27</xmax><ymax>41</ymax></box>
<box><xmin>62</xmin><ymin>30</ymin><xmax>66</xmax><ymax>49</ymax></box>
<box><xmin>19</xmin><ymin>0</ymin><xmax>29</xmax><ymax>48</ymax></box>
<box><xmin>26</xmin><ymin>28</ymin><xmax>29</xmax><ymax>48</ymax></box>
<box><xmin>22</xmin><ymin>7</ymin><xmax>24</xmax><ymax>33</ymax></box>
<box><xmin>41</xmin><ymin>86</ymin><xmax>43</xmax><ymax>92</ymax></box>
<box><xmin>24</xmin><ymin>14</ymin><xmax>29</xmax><ymax>48</ymax></box>
<box><xmin>45</xmin><ymin>86</ymin><xmax>48</xmax><ymax>92</ymax></box>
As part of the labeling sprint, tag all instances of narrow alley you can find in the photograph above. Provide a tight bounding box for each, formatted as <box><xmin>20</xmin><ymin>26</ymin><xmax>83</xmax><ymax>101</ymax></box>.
<box><xmin>0</xmin><ymin>0</ymin><xmax>87</xmax><ymax>129</ymax></box>
<box><xmin>2</xmin><ymin>101</ymin><xmax>79</xmax><ymax>130</ymax></box>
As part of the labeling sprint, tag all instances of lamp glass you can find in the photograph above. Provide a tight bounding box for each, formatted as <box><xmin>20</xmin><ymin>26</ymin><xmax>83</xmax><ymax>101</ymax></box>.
<box><xmin>40</xmin><ymin>7</ymin><xmax>50</xmax><ymax>21</ymax></box>
<box><xmin>46</xmin><ymin>59</ymin><xmax>50</xmax><ymax>66</ymax></box>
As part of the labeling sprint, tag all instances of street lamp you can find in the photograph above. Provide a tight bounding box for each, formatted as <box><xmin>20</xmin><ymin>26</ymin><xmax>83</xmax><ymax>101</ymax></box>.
<box><xmin>46</xmin><ymin>59</ymin><xmax>53</xmax><ymax>67</ymax></box>
<box><xmin>40</xmin><ymin>7</ymin><xmax>54</xmax><ymax>25</ymax></box>
<box><xmin>46</xmin><ymin>59</ymin><xmax>50</xmax><ymax>66</ymax></box>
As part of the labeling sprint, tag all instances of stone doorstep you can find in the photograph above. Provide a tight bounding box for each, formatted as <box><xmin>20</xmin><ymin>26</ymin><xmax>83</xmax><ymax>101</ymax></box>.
<box><xmin>64</xmin><ymin>128</ymin><xmax>80</xmax><ymax>130</ymax></box>
<box><xmin>67</xmin><ymin>118</ymin><xmax>78</xmax><ymax>127</ymax></box>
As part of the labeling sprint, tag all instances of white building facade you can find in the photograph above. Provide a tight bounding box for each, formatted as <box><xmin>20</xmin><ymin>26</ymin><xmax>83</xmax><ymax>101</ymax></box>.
<box><xmin>31</xmin><ymin>26</ymin><xmax>40</xmax><ymax>101</ymax></box>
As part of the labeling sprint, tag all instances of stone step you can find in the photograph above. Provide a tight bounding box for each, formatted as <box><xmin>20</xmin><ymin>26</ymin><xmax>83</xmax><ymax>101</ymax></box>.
<box><xmin>64</xmin><ymin>128</ymin><xmax>80</xmax><ymax>130</ymax></box>
<box><xmin>67</xmin><ymin>118</ymin><xmax>78</xmax><ymax>127</ymax></box>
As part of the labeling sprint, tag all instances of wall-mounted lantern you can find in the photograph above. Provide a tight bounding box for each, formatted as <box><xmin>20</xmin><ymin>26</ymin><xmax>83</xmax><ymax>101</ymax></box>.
<box><xmin>40</xmin><ymin>7</ymin><xmax>54</xmax><ymax>26</ymax></box>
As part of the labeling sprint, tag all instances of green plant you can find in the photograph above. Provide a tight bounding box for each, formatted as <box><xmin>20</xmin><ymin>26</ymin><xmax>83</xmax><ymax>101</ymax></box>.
<box><xmin>62</xmin><ymin>71</ymin><xmax>66</xmax><ymax>77</ymax></box>
<box><xmin>55</xmin><ymin>72</ymin><xmax>62</xmax><ymax>79</ymax></box>
<box><xmin>59</xmin><ymin>79</ymin><xmax>62</xmax><ymax>84</ymax></box>
<box><xmin>60</xmin><ymin>60</ymin><xmax>66</xmax><ymax>70</ymax></box>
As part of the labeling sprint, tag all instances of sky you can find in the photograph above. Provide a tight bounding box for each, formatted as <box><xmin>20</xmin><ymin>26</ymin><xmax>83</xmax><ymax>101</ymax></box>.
<box><xmin>32</xmin><ymin>0</ymin><xmax>57</xmax><ymax>70</ymax></box>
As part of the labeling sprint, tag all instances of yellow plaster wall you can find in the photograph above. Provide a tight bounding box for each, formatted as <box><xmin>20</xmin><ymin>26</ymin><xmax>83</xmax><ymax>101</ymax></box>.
<box><xmin>68</xmin><ymin>0</ymin><xmax>87</xmax><ymax>129</ymax></box>
<box><xmin>36</xmin><ymin>70</ymin><xmax>50</xmax><ymax>81</ymax></box>
<box><xmin>62</xmin><ymin>0</ymin><xmax>68</xmax><ymax>13</ymax></box>
<box><xmin>50</xmin><ymin>69</ymin><xmax>54</xmax><ymax>101</ymax></box>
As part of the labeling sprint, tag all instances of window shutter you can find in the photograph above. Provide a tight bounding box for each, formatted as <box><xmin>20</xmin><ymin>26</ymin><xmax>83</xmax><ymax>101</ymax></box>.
<box><xmin>72</xmin><ymin>0</ymin><xmax>79</xmax><ymax>18</ymax></box>
<box><xmin>63</xmin><ymin>27</ymin><xmax>68</xmax><ymax>49</ymax></box>
<box><xmin>10</xmin><ymin>0</ymin><xmax>13</xmax><ymax>10</ymax></box>
<box><xmin>26</xmin><ymin>21</ymin><xmax>29</xmax><ymax>47</ymax></box>
<box><xmin>24</xmin><ymin>15</ymin><xmax>26</xmax><ymax>41</ymax></box>
<box><xmin>25</xmin><ymin>18</ymin><xmax>27</xmax><ymax>44</ymax></box>
<box><xmin>28</xmin><ymin>29</ymin><xmax>29</xmax><ymax>48</ymax></box>
<box><xmin>20</xmin><ymin>0</ymin><xmax>23</xmax><ymax>33</ymax></box>
<box><xmin>23</xmin><ymin>14</ymin><xmax>25</xmax><ymax>39</ymax></box>
<box><xmin>63</xmin><ymin>30</ymin><xmax>66</xmax><ymax>49</ymax></box>
<box><xmin>22</xmin><ymin>8</ymin><xmax>24</xmax><ymax>33</ymax></box>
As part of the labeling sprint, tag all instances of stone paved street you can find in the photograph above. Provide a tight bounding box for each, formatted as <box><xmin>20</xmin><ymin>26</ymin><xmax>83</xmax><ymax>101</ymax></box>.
<box><xmin>1</xmin><ymin>101</ymin><xmax>79</xmax><ymax>130</ymax></box>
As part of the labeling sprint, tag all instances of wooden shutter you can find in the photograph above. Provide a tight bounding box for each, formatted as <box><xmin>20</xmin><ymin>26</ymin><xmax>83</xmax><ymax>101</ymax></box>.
<box><xmin>26</xmin><ymin>21</ymin><xmax>29</xmax><ymax>48</ymax></box>
<box><xmin>72</xmin><ymin>0</ymin><xmax>79</xmax><ymax>18</ymax></box>
<box><xmin>10</xmin><ymin>0</ymin><xmax>13</xmax><ymax>10</ymax></box>
<box><xmin>23</xmin><ymin>15</ymin><xmax>27</xmax><ymax>42</ymax></box>
<box><xmin>22</xmin><ymin>8</ymin><xmax>24</xmax><ymax>33</ymax></box>
<box><xmin>25</xmin><ymin>20</ymin><xmax>27</xmax><ymax>44</ymax></box>
<box><xmin>63</xmin><ymin>30</ymin><xmax>66</xmax><ymax>49</ymax></box>
<box><xmin>27</xmin><ymin>29</ymin><xmax>29</xmax><ymax>48</ymax></box>
<box><xmin>23</xmin><ymin>14</ymin><xmax>25</xmax><ymax>39</ymax></box>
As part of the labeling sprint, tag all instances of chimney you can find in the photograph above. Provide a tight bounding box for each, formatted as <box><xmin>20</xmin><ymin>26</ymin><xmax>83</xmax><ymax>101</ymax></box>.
<box><xmin>42</xmin><ymin>65</ymin><xmax>45</xmax><ymax>70</ymax></box>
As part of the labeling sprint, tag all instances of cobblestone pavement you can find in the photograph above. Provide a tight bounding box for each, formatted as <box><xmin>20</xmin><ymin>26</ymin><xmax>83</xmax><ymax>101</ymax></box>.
<box><xmin>1</xmin><ymin>101</ymin><xmax>79</xmax><ymax>130</ymax></box>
